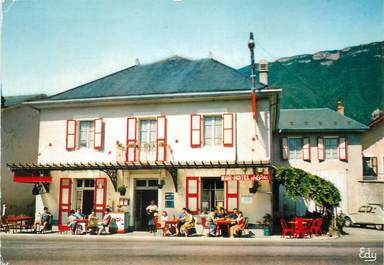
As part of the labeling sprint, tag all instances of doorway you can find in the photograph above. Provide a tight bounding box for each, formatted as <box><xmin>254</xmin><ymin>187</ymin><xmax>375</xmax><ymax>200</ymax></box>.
<box><xmin>75</xmin><ymin>179</ymin><xmax>95</xmax><ymax>216</ymax></box>
<box><xmin>134</xmin><ymin>179</ymin><xmax>159</xmax><ymax>231</ymax></box>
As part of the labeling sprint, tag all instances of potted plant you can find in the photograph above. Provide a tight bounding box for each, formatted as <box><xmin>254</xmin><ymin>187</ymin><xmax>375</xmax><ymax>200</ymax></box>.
<box><xmin>117</xmin><ymin>185</ymin><xmax>127</xmax><ymax>196</ymax></box>
<box><xmin>262</xmin><ymin>213</ymin><xmax>272</xmax><ymax>236</ymax></box>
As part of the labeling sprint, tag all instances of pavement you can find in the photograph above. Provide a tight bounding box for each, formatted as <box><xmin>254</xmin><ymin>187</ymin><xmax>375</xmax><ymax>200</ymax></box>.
<box><xmin>1</xmin><ymin>227</ymin><xmax>383</xmax><ymax>265</ymax></box>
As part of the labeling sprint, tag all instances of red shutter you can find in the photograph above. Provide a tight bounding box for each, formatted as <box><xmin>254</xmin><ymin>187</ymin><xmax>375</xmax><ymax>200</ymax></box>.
<box><xmin>126</xmin><ymin>117</ymin><xmax>137</xmax><ymax>162</ymax></box>
<box><xmin>338</xmin><ymin>136</ymin><xmax>348</xmax><ymax>161</ymax></box>
<box><xmin>317</xmin><ymin>137</ymin><xmax>325</xmax><ymax>161</ymax></box>
<box><xmin>94</xmin><ymin>118</ymin><xmax>104</xmax><ymax>150</ymax></box>
<box><xmin>58</xmin><ymin>178</ymin><xmax>72</xmax><ymax>230</ymax></box>
<box><xmin>223</xmin><ymin>113</ymin><xmax>234</xmax><ymax>147</ymax></box>
<box><xmin>186</xmin><ymin>176</ymin><xmax>199</xmax><ymax>214</ymax></box>
<box><xmin>190</xmin><ymin>114</ymin><xmax>202</xmax><ymax>147</ymax></box>
<box><xmin>94</xmin><ymin>178</ymin><xmax>107</xmax><ymax>219</ymax></box>
<box><xmin>281</xmin><ymin>137</ymin><xmax>289</xmax><ymax>160</ymax></box>
<box><xmin>156</xmin><ymin>116</ymin><xmax>167</xmax><ymax>162</ymax></box>
<box><xmin>66</xmin><ymin>120</ymin><xmax>77</xmax><ymax>150</ymax></box>
<box><xmin>225</xmin><ymin>180</ymin><xmax>238</xmax><ymax>211</ymax></box>
<box><xmin>302</xmin><ymin>137</ymin><xmax>311</xmax><ymax>161</ymax></box>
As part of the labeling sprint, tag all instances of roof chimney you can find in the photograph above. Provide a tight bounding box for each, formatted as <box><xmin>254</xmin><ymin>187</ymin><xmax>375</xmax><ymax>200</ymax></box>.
<box><xmin>336</xmin><ymin>100</ymin><xmax>344</xmax><ymax>115</ymax></box>
<box><xmin>258</xmin><ymin>59</ymin><xmax>268</xmax><ymax>85</ymax></box>
<box><xmin>135</xmin><ymin>58</ymin><xmax>140</xmax><ymax>65</ymax></box>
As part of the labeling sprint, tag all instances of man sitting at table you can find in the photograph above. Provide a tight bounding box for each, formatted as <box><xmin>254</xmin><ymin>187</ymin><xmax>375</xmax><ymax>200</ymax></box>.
<box><xmin>73</xmin><ymin>208</ymin><xmax>85</xmax><ymax>233</ymax></box>
<box><xmin>98</xmin><ymin>208</ymin><xmax>112</xmax><ymax>235</ymax></box>
<box><xmin>228</xmin><ymin>208</ymin><xmax>239</xmax><ymax>220</ymax></box>
<box><xmin>33</xmin><ymin>207</ymin><xmax>50</xmax><ymax>233</ymax></box>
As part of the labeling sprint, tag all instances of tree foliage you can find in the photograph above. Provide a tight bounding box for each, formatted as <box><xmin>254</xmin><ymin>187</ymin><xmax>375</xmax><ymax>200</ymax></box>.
<box><xmin>274</xmin><ymin>167</ymin><xmax>341</xmax><ymax>208</ymax></box>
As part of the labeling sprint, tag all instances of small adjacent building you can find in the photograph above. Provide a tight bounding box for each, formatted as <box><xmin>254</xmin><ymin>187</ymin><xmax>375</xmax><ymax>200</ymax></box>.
<box><xmin>360</xmin><ymin>115</ymin><xmax>384</xmax><ymax>205</ymax></box>
<box><xmin>1</xmin><ymin>94</ymin><xmax>46</xmax><ymax>215</ymax></box>
<box><xmin>7</xmin><ymin>57</ymin><xmax>280</xmax><ymax>231</ymax></box>
<box><xmin>272</xmin><ymin>106</ymin><xmax>369</xmax><ymax>216</ymax></box>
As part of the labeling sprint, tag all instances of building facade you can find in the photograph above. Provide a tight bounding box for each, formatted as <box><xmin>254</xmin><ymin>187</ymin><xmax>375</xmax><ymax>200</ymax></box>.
<box><xmin>360</xmin><ymin>115</ymin><xmax>384</xmax><ymax>205</ymax></box>
<box><xmin>1</xmin><ymin>95</ymin><xmax>46</xmax><ymax>215</ymax></box>
<box><xmin>272</xmin><ymin>107</ymin><xmax>369</xmax><ymax>216</ymax></box>
<box><xmin>8</xmin><ymin>57</ymin><xmax>280</xmax><ymax>231</ymax></box>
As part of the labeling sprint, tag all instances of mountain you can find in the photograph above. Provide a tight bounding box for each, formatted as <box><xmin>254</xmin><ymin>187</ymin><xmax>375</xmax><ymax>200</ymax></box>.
<box><xmin>238</xmin><ymin>41</ymin><xmax>383</xmax><ymax>125</ymax></box>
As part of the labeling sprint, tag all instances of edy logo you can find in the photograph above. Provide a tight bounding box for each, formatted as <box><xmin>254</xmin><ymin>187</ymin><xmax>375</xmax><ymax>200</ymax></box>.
<box><xmin>359</xmin><ymin>247</ymin><xmax>377</xmax><ymax>262</ymax></box>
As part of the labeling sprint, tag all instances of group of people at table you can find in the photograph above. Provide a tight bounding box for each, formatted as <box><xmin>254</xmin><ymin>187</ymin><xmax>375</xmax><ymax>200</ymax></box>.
<box><xmin>31</xmin><ymin>207</ymin><xmax>111</xmax><ymax>235</ymax></box>
<box><xmin>146</xmin><ymin>200</ymin><xmax>246</xmax><ymax>238</ymax></box>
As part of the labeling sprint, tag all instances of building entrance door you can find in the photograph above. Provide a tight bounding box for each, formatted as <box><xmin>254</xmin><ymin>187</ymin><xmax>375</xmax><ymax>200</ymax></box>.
<box><xmin>134</xmin><ymin>179</ymin><xmax>159</xmax><ymax>231</ymax></box>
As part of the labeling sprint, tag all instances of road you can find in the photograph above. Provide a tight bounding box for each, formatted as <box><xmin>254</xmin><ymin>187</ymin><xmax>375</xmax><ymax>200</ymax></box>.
<box><xmin>1</xmin><ymin>235</ymin><xmax>383</xmax><ymax>265</ymax></box>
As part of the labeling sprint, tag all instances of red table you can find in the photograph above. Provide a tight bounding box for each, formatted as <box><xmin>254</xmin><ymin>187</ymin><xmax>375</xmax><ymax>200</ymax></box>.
<box><xmin>6</xmin><ymin>216</ymin><xmax>33</xmax><ymax>232</ymax></box>
<box><xmin>214</xmin><ymin>219</ymin><xmax>232</xmax><ymax>237</ymax></box>
<box><xmin>164</xmin><ymin>219</ymin><xmax>179</xmax><ymax>235</ymax></box>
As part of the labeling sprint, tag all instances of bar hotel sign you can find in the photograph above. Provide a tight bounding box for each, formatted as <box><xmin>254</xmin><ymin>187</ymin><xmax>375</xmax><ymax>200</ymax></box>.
<box><xmin>221</xmin><ymin>174</ymin><xmax>270</xmax><ymax>182</ymax></box>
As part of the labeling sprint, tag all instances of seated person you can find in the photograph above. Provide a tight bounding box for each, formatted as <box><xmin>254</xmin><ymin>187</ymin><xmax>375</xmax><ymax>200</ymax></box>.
<box><xmin>160</xmin><ymin>211</ymin><xmax>172</xmax><ymax>236</ymax></box>
<box><xmin>181</xmin><ymin>209</ymin><xmax>195</xmax><ymax>237</ymax></box>
<box><xmin>87</xmin><ymin>209</ymin><xmax>99</xmax><ymax>234</ymax></box>
<box><xmin>230</xmin><ymin>211</ymin><xmax>246</xmax><ymax>238</ymax></box>
<box><xmin>73</xmin><ymin>208</ymin><xmax>85</xmax><ymax>233</ymax></box>
<box><xmin>216</xmin><ymin>207</ymin><xmax>226</xmax><ymax>218</ymax></box>
<box><xmin>176</xmin><ymin>208</ymin><xmax>186</xmax><ymax>236</ymax></box>
<box><xmin>68</xmin><ymin>210</ymin><xmax>78</xmax><ymax>235</ymax></box>
<box><xmin>33</xmin><ymin>207</ymin><xmax>50</xmax><ymax>233</ymax></box>
<box><xmin>228</xmin><ymin>208</ymin><xmax>239</xmax><ymax>220</ymax></box>
<box><xmin>98</xmin><ymin>208</ymin><xmax>112</xmax><ymax>235</ymax></box>
<box><xmin>207</xmin><ymin>208</ymin><xmax>218</xmax><ymax>237</ymax></box>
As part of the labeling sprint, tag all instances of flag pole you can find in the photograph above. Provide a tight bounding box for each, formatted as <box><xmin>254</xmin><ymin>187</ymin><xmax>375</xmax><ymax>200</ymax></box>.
<box><xmin>248</xmin><ymin>32</ymin><xmax>257</xmax><ymax>121</ymax></box>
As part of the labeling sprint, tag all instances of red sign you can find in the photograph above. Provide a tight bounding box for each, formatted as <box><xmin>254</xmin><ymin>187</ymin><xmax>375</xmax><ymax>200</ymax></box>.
<box><xmin>220</xmin><ymin>174</ymin><xmax>270</xmax><ymax>182</ymax></box>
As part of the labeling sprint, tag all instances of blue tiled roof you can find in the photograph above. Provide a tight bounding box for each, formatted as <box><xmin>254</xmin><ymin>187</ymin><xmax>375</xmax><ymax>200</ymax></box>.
<box><xmin>279</xmin><ymin>108</ymin><xmax>368</xmax><ymax>132</ymax></box>
<box><xmin>49</xmin><ymin>56</ymin><xmax>264</xmax><ymax>100</ymax></box>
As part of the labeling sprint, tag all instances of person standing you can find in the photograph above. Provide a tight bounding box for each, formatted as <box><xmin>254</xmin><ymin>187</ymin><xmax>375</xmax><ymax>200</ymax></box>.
<box><xmin>146</xmin><ymin>200</ymin><xmax>158</xmax><ymax>233</ymax></box>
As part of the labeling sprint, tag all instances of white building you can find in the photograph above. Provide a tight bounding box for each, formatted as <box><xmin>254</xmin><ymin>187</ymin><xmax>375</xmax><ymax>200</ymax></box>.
<box><xmin>8</xmin><ymin>57</ymin><xmax>280</xmax><ymax>231</ymax></box>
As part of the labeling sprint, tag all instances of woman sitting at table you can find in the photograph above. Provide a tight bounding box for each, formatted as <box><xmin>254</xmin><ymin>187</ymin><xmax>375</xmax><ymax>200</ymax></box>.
<box><xmin>181</xmin><ymin>209</ymin><xmax>195</xmax><ymax>237</ymax></box>
<box><xmin>68</xmin><ymin>210</ymin><xmax>78</xmax><ymax>235</ymax></box>
<box><xmin>160</xmin><ymin>211</ymin><xmax>172</xmax><ymax>236</ymax></box>
<box><xmin>230</xmin><ymin>211</ymin><xmax>245</xmax><ymax>238</ymax></box>
<box><xmin>206</xmin><ymin>208</ymin><xmax>218</xmax><ymax>237</ymax></box>
<box><xmin>87</xmin><ymin>209</ymin><xmax>98</xmax><ymax>234</ymax></box>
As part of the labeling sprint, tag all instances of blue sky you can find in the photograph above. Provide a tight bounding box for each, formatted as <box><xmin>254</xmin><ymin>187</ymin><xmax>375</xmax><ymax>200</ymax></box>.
<box><xmin>1</xmin><ymin>0</ymin><xmax>383</xmax><ymax>96</ymax></box>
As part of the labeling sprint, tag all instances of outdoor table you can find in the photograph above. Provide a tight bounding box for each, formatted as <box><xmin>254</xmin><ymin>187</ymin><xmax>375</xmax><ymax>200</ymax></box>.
<box><xmin>164</xmin><ymin>219</ymin><xmax>179</xmax><ymax>235</ymax></box>
<box><xmin>75</xmin><ymin>219</ymin><xmax>89</xmax><ymax>234</ymax></box>
<box><xmin>214</xmin><ymin>219</ymin><xmax>231</xmax><ymax>237</ymax></box>
<box><xmin>289</xmin><ymin>218</ymin><xmax>313</xmax><ymax>238</ymax></box>
<box><xmin>6</xmin><ymin>216</ymin><xmax>33</xmax><ymax>232</ymax></box>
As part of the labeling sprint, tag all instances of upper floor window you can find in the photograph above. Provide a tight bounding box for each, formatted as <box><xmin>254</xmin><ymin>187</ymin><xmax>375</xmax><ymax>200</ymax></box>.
<box><xmin>288</xmin><ymin>138</ymin><xmax>302</xmax><ymax>160</ymax></box>
<box><xmin>203</xmin><ymin>116</ymin><xmax>222</xmax><ymax>146</ymax></box>
<box><xmin>139</xmin><ymin>119</ymin><xmax>157</xmax><ymax>161</ymax></box>
<box><xmin>79</xmin><ymin>121</ymin><xmax>94</xmax><ymax>149</ymax></box>
<box><xmin>324</xmin><ymin>137</ymin><xmax>338</xmax><ymax>159</ymax></box>
<box><xmin>139</xmin><ymin>120</ymin><xmax>157</xmax><ymax>145</ymax></box>
<box><xmin>363</xmin><ymin>157</ymin><xmax>378</xmax><ymax>178</ymax></box>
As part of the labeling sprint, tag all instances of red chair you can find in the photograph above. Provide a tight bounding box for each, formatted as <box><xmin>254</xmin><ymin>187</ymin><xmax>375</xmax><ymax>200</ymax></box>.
<box><xmin>153</xmin><ymin>217</ymin><xmax>164</xmax><ymax>236</ymax></box>
<box><xmin>280</xmin><ymin>218</ymin><xmax>294</xmax><ymax>238</ymax></box>
<box><xmin>310</xmin><ymin>218</ymin><xmax>323</xmax><ymax>236</ymax></box>
<box><xmin>201</xmin><ymin>217</ymin><xmax>209</xmax><ymax>235</ymax></box>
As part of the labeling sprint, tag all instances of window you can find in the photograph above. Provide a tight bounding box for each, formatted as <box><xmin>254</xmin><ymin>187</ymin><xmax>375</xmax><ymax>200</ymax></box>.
<box><xmin>201</xmin><ymin>178</ymin><xmax>224</xmax><ymax>210</ymax></box>
<box><xmin>203</xmin><ymin>116</ymin><xmax>222</xmax><ymax>146</ymax></box>
<box><xmin>288</xmin><ymin>138</ymin><xmax>302</xmax><ymax>160</ymax></box>
<box><xmin>139</xmin><ymin>120</ymin><xmax>157</xmax><ymax>161</ymax></box>
<box><xmin>363</xmin><ymin>157</ymin><xmax>378</xmax><ymax>178</ymax></box>
<box><xmin>79</xmin><ymin>121</ymin><xmax>94</xmax><ymax>149</ymax></box>
<box><xmin>324</xmin><ymin>138</ymin><xmax>338</xmax><ymax>159</ymax></box>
